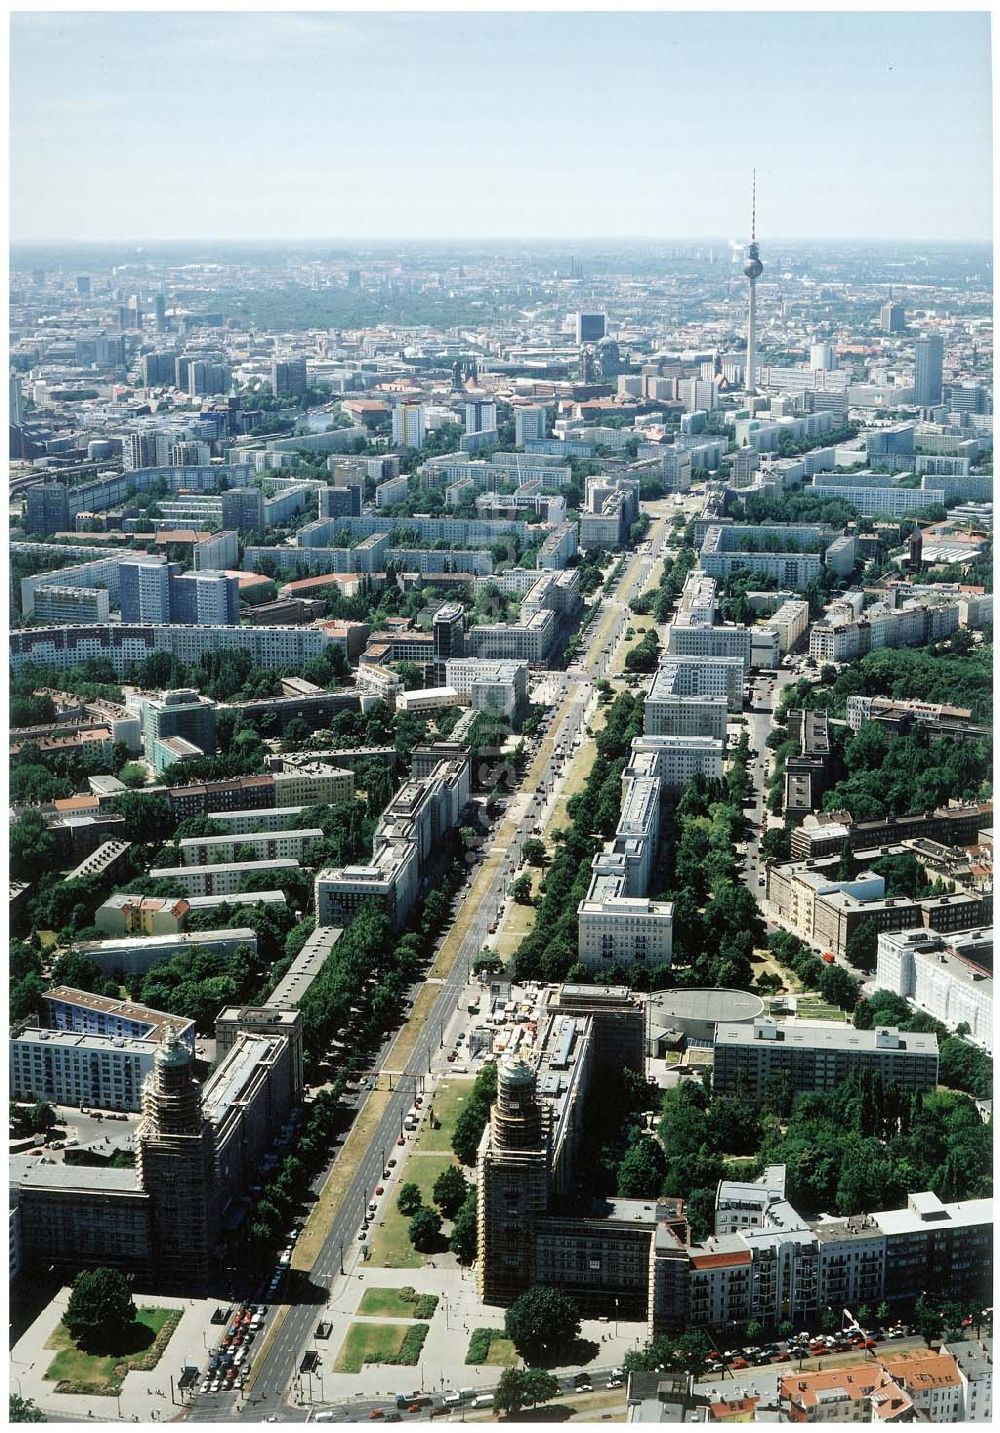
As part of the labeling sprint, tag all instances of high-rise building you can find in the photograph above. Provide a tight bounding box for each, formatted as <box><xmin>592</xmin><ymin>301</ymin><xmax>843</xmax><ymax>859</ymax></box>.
<box><xmin>135</xmin><ymin>1028</ymin><xmax>219</xmax><ymax>1286</ymax></box>
<box><xmin>10</xmin><ymin>374</ymin><xmax>23</xmax><ymax>426</ymax></box>
<box><xmin>122</xmin><ymin>432</ymin><xmax>161</xmax><ymax>470</ymax></box>
<box><xmin>914</xmin><ymin>335</ymin><xmax>944</xmax><ymax>407</ymax></box>
<box><xmin>76</xmin><ymin>275</ymin><xmax>91</xmax><ymax>298</ymax></box>
<box><xmin>141</xmin><ymin>352</ymin><xmax>178</xmax><ymax>387</ymax></box>
<box><xmin>574</xmin><ymin>312</ymin><xmax>606</xmax><ymax>344</ymax></box>
<box><xmin>24</xmin><ymin>483</ymin><xmax>71</xmax><ymax>535</ymax></box>
<box><xmin>119</xmin><ymin>558</ymin><xmax>176</xmax><ymax>623</ymax></box>
<box><xmin>464</xmin><ymin>400</ymin><xmax>497</xmax><ymax>435</ymax></box>
<box><xmin>514</xmin><ymin>405</ymin><xmax>548</xmax><ymax>445</ymax></box>
<box><xmin>168</xmin><ymin>570</ymin><xmax>240</xmax><ymax>626</ymax></box>
<box><xmin>880</xmin><ymin>299</ymin><xmax>906</xmax><ymax>334</ymax></box>
<box><xmin>476</xmin><ymin>1056</ymin><xmax>551</xmax><ymax>1304</ymax></box>
<box><xmin>220</xmin><ymin>485</ymin><xmax>266</xmax><ymax>535</ymax></box>
<box><xmin>154</xmin><ymin>294</ymin><xmax>167</xmax><ymax>332</ymax></box>
<box><xmin>188</xmin><ymin>360</ymin><xmax>231</xmax><ymax>397</ymax></box>
<box><xmin>141</xmin><ymin>690</ymin><xmax>218</xmax><ymax>773</ymax></box>
<box><xmin>810</xmin><ymin>343</ymin><xmax>835</xmax><ymax>370</ymax></box>
<box><xmin>270</xmin><ymin>359</ymin><xmax>308</xmax><ymax>397</ymax></box>
<box><xmin>433</xmin><ymin>603</ymin><xmax>465</xmax><ymax>661</ymax></box>
<box><xmin>392</xmin><ymin>403</ymin><xmax>426</xmax><ymax>449</ymax></box>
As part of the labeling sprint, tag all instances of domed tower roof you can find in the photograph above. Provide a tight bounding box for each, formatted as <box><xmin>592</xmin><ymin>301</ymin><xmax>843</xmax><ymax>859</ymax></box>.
<box><xmin>157</xmin><ymin>1023</ymin><xmax>192</xmax><ymax>1069</ymax></box>
<box><xmin>499</xmin><ymin>1053</ymin><xmax>536</xmax><ymax>1089</ymax></box>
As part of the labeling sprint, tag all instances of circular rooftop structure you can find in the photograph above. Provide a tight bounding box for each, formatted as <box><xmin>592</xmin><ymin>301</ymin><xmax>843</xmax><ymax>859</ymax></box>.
<box><xmin>648</xmin><ymin>988</ymin><xmax>764</xmax><ymax>1050</ymax></box>
<box><xmin>499</xmin><ymin>1054</ymin><xmax>536</xmax><ymax>1088</ymax></box>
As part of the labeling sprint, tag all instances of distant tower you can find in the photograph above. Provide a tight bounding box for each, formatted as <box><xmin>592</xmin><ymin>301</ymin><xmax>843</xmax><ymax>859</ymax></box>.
<box><xmin>907</xmin><ymin>527</ymin><xmax>924</xmax><ymax>573</ymax></box>
<box><xmin>476</xmin><ymin>1055</ymin><xmax>550</xmax><ymax>1305</ymax></box>
<box><xmin>136</xmin><ymin>1026</ymin><xmax>218</xmax><ymax>1288</ymax></box>
<box><xmin>743</xmin><ymin>171</ymin><xmax>764</xmax><ymax>401</ymax></box>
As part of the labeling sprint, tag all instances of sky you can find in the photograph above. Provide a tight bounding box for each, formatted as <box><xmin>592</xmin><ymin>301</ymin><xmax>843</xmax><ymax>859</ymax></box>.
<box><xmin>9</xmin><ymin>8</ymin><xmax>994</xmax><ymax>244</ymax></box>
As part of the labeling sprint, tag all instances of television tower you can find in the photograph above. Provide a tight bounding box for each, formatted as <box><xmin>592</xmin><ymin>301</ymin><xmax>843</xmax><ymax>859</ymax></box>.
<box><xmin>744</xmin><ymin>170</ymin><xmax>764</xmax><ymax>402</ymax></box>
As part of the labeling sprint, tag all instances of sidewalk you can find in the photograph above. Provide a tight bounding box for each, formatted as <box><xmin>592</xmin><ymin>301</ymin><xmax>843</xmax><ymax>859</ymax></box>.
<box><xmin>290</xmin><ymin>1262</ymin><xmax>648</xmax><ymax>1411</ymax></box>
<box><xmin>10</xmin><ymin>1284</ymin><xmax>222</xmax><ymax>1422</ymax></box>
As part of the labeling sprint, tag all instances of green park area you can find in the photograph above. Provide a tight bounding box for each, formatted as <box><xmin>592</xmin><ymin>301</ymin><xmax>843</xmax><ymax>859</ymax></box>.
<box><xmin>45</xmin><ymin>1307</ymin><xmax>179</xmax><ymax>1395</ymax></box>
<box><xmin>334</xmin><ymin>1321</ymin><xmax>428</xmax><ymax>1373</ymax></box>
<box><xmin>357</xmin><ymin>1286</ymin><xmax>439</xmax><ymax>1319</ymax></box>
<box><xmin>368</xmin><ymin>1153</ymin><xmax>459</xmax><ymax>1268</ymax></box>
<box><xmin>465</xmin><ymin>1327</ymin><xmax>518</xmax><ymax>1367</ymax></box>
<box><xmin>416</xmin><ymin>1079</ymin><xmax>473</xmax><ymax>1153</ymax></box>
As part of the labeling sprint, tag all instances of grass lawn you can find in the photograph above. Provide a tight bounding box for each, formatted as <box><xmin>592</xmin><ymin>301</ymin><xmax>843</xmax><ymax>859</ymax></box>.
<box><xmin>293</xmin><ymin>1087</ymin><xmax>391</xmax><ymax>1272</ymax></box>
<box><xmin>368</xmin><ymin>1153</ymin><xmax>460</xmax><ymax>1269</ymax></box>
<box><xmin>45</xmin><ymin>1308</ymin><xmax>178</xmax><ymax>1395</ymax></box>
<box><xmin>417</xmin><ymin>1080</ymin><xmax>474</xmax><ymax>1153</ymax></box>
<box><xmin>382</xmin><ymin>982</ymin><xmax>441</xmax><ymax>1073</ymax></box>
<box><xmin>796</xmin><ymin>996</ymin><xmax>848</xmax><ymax>1022</ymax></box>
<box><xmin>484</xmin><ymin>1336</ymin><xmax>518</xmax><ymax>1367</ymax></box>
<box><xmin>334</xmin><ymin>1322</ymin><xmax>420</xmax><ymax>1374</ymax></box>
<box><xmin>356</xmin><ymin>1287</ymin><xmax>436</xmax><ymax>1319</ymax></box>
<box><xmin>466</xmin><ymin>1328</ymin><xmax>518</xmax><ymax>1367</ymax></box>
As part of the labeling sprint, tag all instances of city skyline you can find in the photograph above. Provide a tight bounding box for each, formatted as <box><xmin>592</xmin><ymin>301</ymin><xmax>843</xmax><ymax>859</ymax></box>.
<box><xmin>10</xmin><ymin>9</ymin><xmax>993</xmax><ymax>244</ymax></box>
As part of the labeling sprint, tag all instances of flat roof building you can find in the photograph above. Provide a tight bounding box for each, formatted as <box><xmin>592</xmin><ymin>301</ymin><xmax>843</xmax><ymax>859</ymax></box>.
<box><xmin>712</xmin><ymin>1017</ymin><xmax>939</xmax><ymax>1098</ymax></box>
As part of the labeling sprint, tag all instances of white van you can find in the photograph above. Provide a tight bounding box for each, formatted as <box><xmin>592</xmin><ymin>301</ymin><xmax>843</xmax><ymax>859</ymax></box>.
<box><xmin>472</xmin><ymin>1394</ymin><xmax>494</xmax><ymax>1408</ymax></box>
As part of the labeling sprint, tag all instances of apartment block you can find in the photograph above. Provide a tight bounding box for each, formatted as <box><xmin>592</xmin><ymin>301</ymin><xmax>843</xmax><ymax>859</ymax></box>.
<box><xmin>875</xmin><ymin>927</ymin><xmax>993</xmax><ymax>1051</ymax></box>
<box><xmin>712</xmin><ymin>1018</ymin><xmax>939</xmax><ymax>1098</ymax></box>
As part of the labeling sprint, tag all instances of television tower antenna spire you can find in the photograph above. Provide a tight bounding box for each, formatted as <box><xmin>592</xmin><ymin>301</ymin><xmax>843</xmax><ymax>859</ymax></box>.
<box><xmin>751</xmin><ymin>168</ymin><xmax>756</xmax><ymax>244</ymax></box>
<box><xmin>743</xmin><ymin>171</ymin><xmax>764</xmax><ymax>402</ymax></box>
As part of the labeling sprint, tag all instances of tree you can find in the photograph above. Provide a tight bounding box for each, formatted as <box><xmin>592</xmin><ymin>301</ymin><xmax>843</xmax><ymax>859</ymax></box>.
<box><xmin>845</xmin><ymin>918</ymin><xmax>878</xmax><ymax>972</ymax></box>
<box><xmin>109</xmin><ymin>792</ymin><xmax>175</xmax><ymax>845</ymax></box>
<box><xmin>9</xmin><ymin>1395</ymin><xmax>45</xmax><ymax>1423</ymax></box>
<box><xmin>433</xmin><ymin>1165</ymin><xmax>469</xmax><ymax>1219</ymax></box>
<box><xmin>521</xmin><ymin>838</ymin><xmax>547</xmax><ymax>867</ymax></box>
<box><xmin>616</xmin><ymin>1136</ymin><xmax>668</xmax><ymax>1198</ymax></box>
<box><xmin>510</xmin><ymin>874</ymin><xmax>533</xmax><ymax>905</ymax></box>
<box><xmin>408</xmin><ymin>1206</ymin><xmax>442</xmax><ymax>1252</ymax></box>
<box><xmin>522</xmin><ymin>1367</ymin><xmax>559</xmax><ymax>1409</ymax></box>
<box><xmin>397</xmin><ymin>1182</ymin><xmax>422</xmax><ymax>1216</ymax></box>
<box><xmin>449</xmin><ymin>1192</ymin><xmax>477</xmax><ymax>1264</ymax></box>
<box><xmin>505</xmin><ymin>1286</ymin><xmax>581</xmax><ymax>1363</ymax></box>
<box><xmin>914</xmin><ymin>1295</ymin><xmax>944</xmax><ymax>1347</ymax></box>
<box><xmin>494</xmin><ymin>1367</ymin><xmax>528</xmax><ymax>1418</ymax></box>
<box><xmin>64</xmin><ymin>1267</ymin><xmax>136</xmax><ymax>1351</ymax></box>
<box><xmin>10</xmin><ymin>810</ymin><xmax>57</xmax><ymax>883</ymax></box>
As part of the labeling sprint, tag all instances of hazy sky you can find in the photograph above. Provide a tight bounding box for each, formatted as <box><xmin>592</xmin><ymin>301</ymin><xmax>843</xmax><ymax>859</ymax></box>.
<box><xmin>10</xmin><ymin>9</ymin><xmax>993</xmax><ymax>243</ymax></box>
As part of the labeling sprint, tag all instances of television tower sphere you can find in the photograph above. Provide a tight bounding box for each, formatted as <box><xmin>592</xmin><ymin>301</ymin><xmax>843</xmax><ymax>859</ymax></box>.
<box><xmin>744</xmin><ymin>241</ymin><xmax>764</xmax><ymax>280</ymax></box>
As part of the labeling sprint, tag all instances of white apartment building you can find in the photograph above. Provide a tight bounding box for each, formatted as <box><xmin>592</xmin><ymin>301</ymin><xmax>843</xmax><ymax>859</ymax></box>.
<box><xmin>375</xmin><ymin>473</ymin><xmax>409</xmax><ymax>508</ymax></box>
<box><xmin>444</xmin><ymin>658</ymin><xmax>529</xmax><ymax>721</ymax></box>
<box><xmin>664</xmin><ymin>622</ymin><xmax>752</xmax><ymax>669</ymax></box>
<box><xmin>148</xmin><ymin>858</ymin><xmax>299</xmax><ymax>898</ymax></box>
<box><xmin>32</xmin><ymin>585</ymin><xmax>111</xmax><ymax>623</ymax></box>
<box><xmin>391</xmin><ymin>404</ymin><xmax>426</xmax><ymax>449</ymax></box>
<box><xmin>806</xmin><ymin>479</ymin><xmax>947</xmax><ymax>517</ymax></box>
<box><xmin>810</xmin><ymin>600</ymin><xmax>960</xmax><ymax>662</ymax></box>
<box><xmin>627</xmin><ymin>734</ymin><xmax>725</xmax><ymax>795</ymax></box>
<box><xmin>675</xmin><ymin>571</ymin><xmax>716</xmax><ymax>626</ymax></box>
<box><xmin>270</xmin><ymin>765</ymin><xmax>355</xmax><ymax>807</ymax></box>
<box><xmin>577</xmin><ymin>879</ymin><xmax>674</xmax><ymax>969</ymax></box>
<box><xmin>315</xmin><ymin>841</ymin><xmax>419</xmax><ymax>931</ymax></box>
<box><xmin>770</xmin><ymin>599</ymin><xmax>810</xmax><ymax>653</ymax></box>
<box><xmin>466</xmin><ymin>608</ymin><xmax>556</xmax><ymax>663</ymax></box>
<box><xmin>514</xmin><ymin>405</ymin><xmax>548</xmax><ymax>445</ymax></box>
<box><xmin>10</xmin><ymin>623</ymin><xmax>333</xmax><ymax>676</ymax></box>
<box><xmin>10</xmin><ymin>1029</ymin><xmax>157</xmax><ymax>1113</ymax></box>
<box><xmin>174</xmin><ymin>828</ymin><xmax>324</xmax><ymax>868</ymax></box>
<box><xmin>876</xmin><ymin>927</ymin><xmax>993</xmax><ymax>1051</ymax></box>
<box><xmin>395</xmin><ymin>687</ymin><xmax>462</xmax><ymax>714</ymax></box>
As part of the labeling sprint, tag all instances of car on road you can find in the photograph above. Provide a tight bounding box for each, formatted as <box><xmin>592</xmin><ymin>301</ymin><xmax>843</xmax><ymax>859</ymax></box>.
<box><xmin>369</xmin><ymin>1409</ymin><xmax>384</xmax><ymax>1420</ymax></box>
